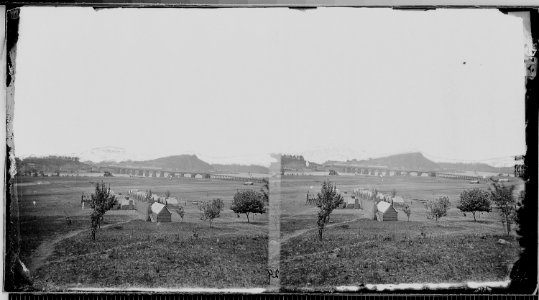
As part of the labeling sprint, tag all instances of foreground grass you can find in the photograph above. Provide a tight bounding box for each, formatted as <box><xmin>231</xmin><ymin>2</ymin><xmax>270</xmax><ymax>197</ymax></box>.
<box><xmin>33</xmin><ymin>220</ymin><xmax>268</xmax><ymax>290</ymax></box>
<box><xmin>281</xmin><ymin>219</ymin><xmax>520</xmax><ymax>289</ymax></box>
<box><xmin>18</xmin><ymin>214</ymin><xmax>132</xmax><ymax>269</ymax></box>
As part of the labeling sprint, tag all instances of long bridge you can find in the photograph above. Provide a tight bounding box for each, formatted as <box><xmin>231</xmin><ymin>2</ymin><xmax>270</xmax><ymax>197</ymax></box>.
<box><xmin>97</xmin><ymin>166</ymin><xmax>267</xmax><ymax>184</ymax></box>
<box><xmin>325</xmin><ymin>164</ymin><xmax>489</xmax><ymax>181</ymax></box>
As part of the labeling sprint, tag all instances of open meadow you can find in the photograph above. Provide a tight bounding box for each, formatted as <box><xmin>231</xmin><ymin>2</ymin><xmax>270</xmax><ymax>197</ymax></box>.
<box><xmin>280</xmin><ymin>174</ymin><xmax>523</xmax><ymax>289</ymax></box>
<box><xmin>14</xmin><ymin>175</ymin><xmax>268</xmax><ymax>290</ymax></box>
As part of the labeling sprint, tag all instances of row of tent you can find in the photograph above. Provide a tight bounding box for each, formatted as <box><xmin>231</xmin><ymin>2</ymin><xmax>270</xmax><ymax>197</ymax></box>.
<box><xmin>127</xmin><ymin>189</ymin><xmax>180</xmax><ymax>206</ymax></box>
<box><xmin>126</xmin><ymin>189</ymin><xmax>173</xmax><ymax>222</ymax></box>
<box><xmin>340</xmin><ymin>189</ymin><xmax>400</xmax><ymax>221</ymax></box>
<box><xmin>353</xmin><ymin>188</ymin><xmax>405</xmax><ymax>204</ymax></box>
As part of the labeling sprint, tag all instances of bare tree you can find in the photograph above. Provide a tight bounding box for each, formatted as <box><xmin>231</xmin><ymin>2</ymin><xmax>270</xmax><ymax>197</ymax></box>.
<box><xmin>176</xmin><ymin>206</ymin><xmax>185</xmax><ymax>222</ymax></box>
<box><xmin>402</xmin><ymin>203</ymin><xmax>412</xmax><ymax>221</ymax></box>
<box><xmin>490</xmin><ymin>183</ymin><xmax>517</xmax><ymax>235</ymax></box>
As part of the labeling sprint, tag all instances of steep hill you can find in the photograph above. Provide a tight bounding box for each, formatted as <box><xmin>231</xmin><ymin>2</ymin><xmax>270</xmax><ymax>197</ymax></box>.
<box><xmin>344</xmin><ymin>152</ymin><xmax>440</xmax><ymax>171</ymax></box>
<box><xmin>115</xmin><ymin>155</ymin><xmax>269</xmax><ymax>174</ymax></box>
<box><xmin>324</xmin><ymin>152</ymin><xmax>514</xmax><ymax>174</ymax></box>
<box><xmin>118</xmin><ymin>155</ymin><xmax>212</xmax><ymax>172</ymax></box>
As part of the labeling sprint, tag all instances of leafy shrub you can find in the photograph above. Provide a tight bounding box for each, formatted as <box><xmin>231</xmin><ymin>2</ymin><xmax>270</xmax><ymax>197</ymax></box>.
<box><xmin>426</xmin><ymin>196</ymin><xmax>450</xmax><ymax>222</ymax></box>
<box><xmin>315</xmin><ymin>180</ymin><xmax>344</xmax><ymax>240</ymax></box>
<box><xmin>231</xmin><ymin>190</ymin><xmax>266</xmax><ymax>223</ymax></box>
<box><xmin>199</xmin><ymin>198</ymin><xmax>224</xmax><ymax>228</ymax></box>
<box><xmin>457</xmin><ymin>188</ymin><xmax>491</xmax><ymax>222</ymax></box>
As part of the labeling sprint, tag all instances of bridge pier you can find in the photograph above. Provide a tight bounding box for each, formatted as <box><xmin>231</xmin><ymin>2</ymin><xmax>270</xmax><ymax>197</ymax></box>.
<box><xmin>160</xmin><ymin>171</ymin><xmax>165</xmax><ymax>178</ymax></box>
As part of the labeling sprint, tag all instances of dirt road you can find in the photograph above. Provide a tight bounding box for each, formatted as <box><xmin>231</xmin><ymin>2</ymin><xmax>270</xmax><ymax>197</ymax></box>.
<box><xmin>27</xmin><ymin>217</ymin><xmax>141</xmax><ymax>275</ymax></box>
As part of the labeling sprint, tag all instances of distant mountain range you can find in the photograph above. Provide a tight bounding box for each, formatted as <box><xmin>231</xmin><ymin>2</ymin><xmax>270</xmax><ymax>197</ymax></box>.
<box><xmin>100</xmin><ymin>155</ymin><xmax>270</xmax><ymax>174</ymax></box>
<box><xmin>18</xmin><ymin>151</ymin><xmax>513</xmax><ymax>175</ymax></box>
<box><xmin>320</xmin><ymin>152</ymin><xmax>514</xmax><ymax>174</ymax></box>
<box><xmin>18</xmin><ymin>154</ymin><xmax>270</xmax><ymax>174</ymax></box>
<box><xmin>113</xmin><ymin>155</ymin><xmax>213</xmax><ymax>172</ymax></box>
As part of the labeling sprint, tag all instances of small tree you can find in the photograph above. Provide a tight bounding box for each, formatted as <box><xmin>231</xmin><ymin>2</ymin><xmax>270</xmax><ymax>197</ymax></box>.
<box><xmin>231</xmin><ymin>190</ymin><xmax>266</xmax><ymax>223</ymax></box>
<box><xmin>145</xmin><ymin>189</ymin><xmax>153</xmax><ymax>203</ymax></box>
<box><xmin>89</xmin><ymin>182</ymin><xmax>117</xmax><ymax>241</ymax></box>
<box><xmin>199</xmin><ymin>198</ymin><xmax>224</xmax><ymax>227</ymax></box>
<box><xmin>490</xmin><ymin>183</ymin><xmax>517</xmax><ymax>235</ymax></box>
<box><xmin>176</xmin><ymin>206</ymin><xmax>185</xmax><ymax>222</ymax></box>
<box><xmin>371</xmin><ymin>188</ymin><xmax>378</xmax><ymax>201</ymax></box>
<box><xmin>426</xmin><ymin>196</ymin><xmax>450</xmax><ymax>223</ymax></box>
<box><xmin>146</xmin><ymin>203</ymin><xmax>153</xmax><ymax>222</ymax></box>
<box><xmin>402</xmin><ymin>203</ymin><xmax>412</xmax><ymax>221</ymax></box>
<box><xmin>165</xmin><ymin>190</ymin><xmax>171</xmax><ymax>198</ymax></box>
<box><xmin>391</xmin><ymin>189</ymin><xmax>397</xmax><ymax>198</ymax></box>
<box><xmin>315</xmin><ymin>180</ymin><xmax>344</xmax><ymax>241</ymax></box>
<box><xmin>457</xmin><ymin>188</ymin><xmax>491</xmax><ymax>222</ymax></box>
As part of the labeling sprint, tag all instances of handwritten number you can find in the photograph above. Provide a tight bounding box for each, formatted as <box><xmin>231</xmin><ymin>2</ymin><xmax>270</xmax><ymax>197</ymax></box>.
<box><xmin>267</xmin><ymin>268</ymin><xmax>279</xmax><ymax>279</ymax></box>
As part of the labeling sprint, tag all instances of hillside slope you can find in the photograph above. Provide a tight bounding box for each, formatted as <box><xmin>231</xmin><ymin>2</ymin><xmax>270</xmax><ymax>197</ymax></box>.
<box><xmin>118</xmin><ymin>155</ymin><xmax>212</xmax><ymax>172</ymax></box>
<box><xmin>345</xmin><ymin>152</ymin><xmax>440</xmax><ymax>171</ymax></box>
<box><xmin>325</xmin><ymin>152</ymin><xmax>513</xmax><ymax>174</ymax></box>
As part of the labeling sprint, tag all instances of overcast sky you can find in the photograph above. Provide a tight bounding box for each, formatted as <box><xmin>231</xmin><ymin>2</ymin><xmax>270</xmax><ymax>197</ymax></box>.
<box><xmin>13</xmin><ymin>7</ymin><xmax>526</xmax><ymax>166</ymax></box>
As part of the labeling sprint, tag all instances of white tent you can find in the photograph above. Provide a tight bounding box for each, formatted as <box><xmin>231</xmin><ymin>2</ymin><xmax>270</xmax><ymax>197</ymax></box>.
<box><xmin>392</xmin><ymin>196</ymin><xmax>405</xmax><ymax>203</ymax></box>
<box><xmin>377</xmin><ymin>201</ymin><xmax>391</xmax><ymax>213</ymax></box>
<box><xmin>166</xmin><ymin>197</ymin><xmax>179</xmax><ymax>206</ymax></box>
<box><xmin>151</xmin><ymin>202</ymin><xmax>166</xmax><ymax>214</ymax></box>
<box><xmin>150</xmin><ymin>202</ymin><xmax>171</xmax><ymax>222</ymax></box>
<box><xmin>376</xmin><ymin>201</ymin><xmax>398</xmax><ymax>221</ymax></box>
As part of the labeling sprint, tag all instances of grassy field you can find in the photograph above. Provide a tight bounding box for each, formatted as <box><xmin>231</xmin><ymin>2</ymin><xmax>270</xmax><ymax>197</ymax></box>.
<box><xmin>13</xmin><ymin>175</ymin><xmax>268</xmax><ymax>290</ymax></box>
<box><xmin>280</xmin><ymin>174</ymin><xmax>523</xmax><ymax>289</ymax></box>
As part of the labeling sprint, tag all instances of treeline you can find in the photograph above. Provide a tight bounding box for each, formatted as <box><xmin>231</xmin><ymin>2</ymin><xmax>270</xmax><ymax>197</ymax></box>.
<box><xmin>16</xmin><ymin>156</ymin><xmax>90</xmax><ymax>173</ymax></box>
<box><xmin>282</xmin><ymin>154</ymin><xmax>307</xmax><ymax>168</ymax></box>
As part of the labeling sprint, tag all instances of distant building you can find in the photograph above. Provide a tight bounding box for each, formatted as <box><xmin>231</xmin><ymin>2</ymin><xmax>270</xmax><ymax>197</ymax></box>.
<box><xmin>150</xmin><ymin>202</ymin><xmax>172</xmax><ymax>222</ymax></box>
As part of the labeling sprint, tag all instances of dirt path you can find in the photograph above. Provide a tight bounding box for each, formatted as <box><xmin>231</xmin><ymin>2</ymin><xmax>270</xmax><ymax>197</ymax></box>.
<box><xmin>281</xmin><ymin>217</ymin><xmax>363</xmax><ymax>244</ymax></box>
<box><xmin>27</xmin><ymin>218</ymin><xmax>137</xmax><ymax>275</ymax></box>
